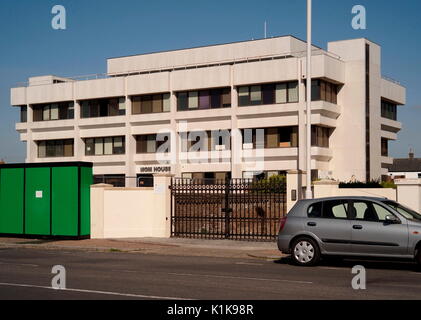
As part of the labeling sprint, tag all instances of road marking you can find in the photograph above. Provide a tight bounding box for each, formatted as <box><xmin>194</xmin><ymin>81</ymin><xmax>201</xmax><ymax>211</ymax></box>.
<box><xmin>318</xmin><ymin>267</ymin><xmax>344</xmax><ymax>270</ymax></box>
<box><xmin>0</xmin><ymin>262</ymin><xmax>39</xmax><ymax>267</ymax></box>
<box><xmin>167</xmin><ymin>272</ymin><xmax>313</xmax><ymax>284</ymax></box>
<box><xmin>235</xmin><ymin>262</ymin><xmax>264</xmax><ymax>266</ymax></box>
<box><xmin>0</xmin><ymin>282</ymin><xmax>192</xmax><ymax>300</ymax></box>
<box><xmin>111</xmin><ymin>269</ymin><xmax>137</xmax><ymax>273</ymax></box>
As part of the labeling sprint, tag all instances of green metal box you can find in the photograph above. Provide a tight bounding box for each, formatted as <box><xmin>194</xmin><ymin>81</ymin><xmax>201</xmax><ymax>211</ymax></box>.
<box><xmin>0</xmin><ymin>162</ymin><xmax>93</xmax><ymax>238</ymax></box>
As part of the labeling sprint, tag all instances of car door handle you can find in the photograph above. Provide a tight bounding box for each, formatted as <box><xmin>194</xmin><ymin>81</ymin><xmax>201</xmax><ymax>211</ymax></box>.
<box><xmin>307</xmin><ymin>222</ymin><xmax>317</xmax><ymax>227</ymax></box>
<box><xmin>353</xmin><ymin>225</ymin><xmax>363</xmax><ymax>230</ymax></box>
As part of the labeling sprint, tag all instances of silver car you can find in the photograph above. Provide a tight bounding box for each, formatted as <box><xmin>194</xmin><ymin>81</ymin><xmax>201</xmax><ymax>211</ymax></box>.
<box><xmin>277</xmin><ymin>196</ymin><xmax>421</xmax><ymax>266</ymax></box>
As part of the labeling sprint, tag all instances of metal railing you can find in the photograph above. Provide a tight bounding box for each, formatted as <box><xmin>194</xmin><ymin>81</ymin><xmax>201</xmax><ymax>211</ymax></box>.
<box><xmin>14</xmin><ymin>48</ymin><xmax>342</xmax><ymax>88</ymax></box>
<box><xmin>170</xmin><ymin>178</ymin><xmax>287</xmax><ymax>241</ymax></box>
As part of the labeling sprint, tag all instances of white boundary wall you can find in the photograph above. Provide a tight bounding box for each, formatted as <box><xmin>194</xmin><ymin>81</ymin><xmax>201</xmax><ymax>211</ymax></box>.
<box><xmin>90</xmin><ymin>175</ymin><xmax>172</xmax><ymax>239</ymax></box>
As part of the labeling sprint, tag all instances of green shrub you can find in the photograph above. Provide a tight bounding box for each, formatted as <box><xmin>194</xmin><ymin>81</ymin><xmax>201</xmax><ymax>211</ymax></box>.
<box><xmin>251</xmin><ymin>175</ymin><xmax>286</xmax><ymax>193</ymax></box>
<box><xmin>339</xmin><ymin>179</ymin><xmax>396</xmax><ymax>189</ymax></box>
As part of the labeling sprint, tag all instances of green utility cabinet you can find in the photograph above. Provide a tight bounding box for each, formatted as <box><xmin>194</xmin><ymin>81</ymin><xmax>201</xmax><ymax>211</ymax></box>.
<box><xmin>0</xmin><ymin>162</ymin><xmax>93</xmax><ymax>238</ymax></box>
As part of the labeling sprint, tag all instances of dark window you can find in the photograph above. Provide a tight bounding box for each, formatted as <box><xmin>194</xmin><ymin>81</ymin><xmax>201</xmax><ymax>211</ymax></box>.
<box><xmin>136</xmin><ymin>134</ymin><xmax>171</xmax><ymax>153</ymax></box>
<box><xmin>381</xmin><ymin>138</ymin><xmax>388</xmax><ymax>157</ymax></box>
<box><xmin>238</xmin><ymin>81</ymin><xmax>298</xmax><ymax>107</ymax></box>
<box><xmin>93</xmin><ymin>175</ymin><xmax>125</xmax><ymax>187</ymax></box>
<box><xmin>80</xmin><ymin>98</ymin><xmax>125</xmax><ymax>118</ymax></box>
<box><xmin>84</xmin><ymin>136</ymin><xmax>125</xmax><ymax>156</ymax></box>
<box><xmin>20</xmin><ymin>106</ymin><xmax>27</xmax><ymax>123</ymax></box>
<box><xmin>381</xmin><ymin>100</ymin><xmax>397</xmax><ymax>121</ymax></box>
<box><xmin>311</xmin><ymin>126</ymin><xmax>331</xmax><ymax>148</ymax></box>
<box><xmin>242</xmin><ymin>127</ymin><xmax>299</xmax><ymax>149</ymax></box>
<box><xmin>310</xmin><ymin>79</ymin><xmax>339</xmax><ymax>104</ymax></box>
<box><xmin>137</xmin><ymin>174</ymin><xmax>154</xmax><ymax>187</ymax></box>
<box><xmin>32</xmin><ymin>102</ymin><xmax>74</xmax><ymax>121</ymax></box>
<box><xmin>308</xmin><ymin>202</ymin><xmax>323</xmax><ymax>218</ymax></box>
<box><xmin>37</xmin><ymin>139</ymin><xmax>74</xmax><ymax>158</ymax></box>
<box><xmin>177</xmin><ymin>88</ymin><xmax>230</xmax><ymax>111</ymax></box>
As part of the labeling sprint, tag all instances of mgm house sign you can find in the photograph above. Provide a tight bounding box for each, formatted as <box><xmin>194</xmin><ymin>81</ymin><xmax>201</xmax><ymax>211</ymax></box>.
<box><xmin>139</xmin><ymin>166</ymin><xmax>172</xmax><ymax>174</ymax></box>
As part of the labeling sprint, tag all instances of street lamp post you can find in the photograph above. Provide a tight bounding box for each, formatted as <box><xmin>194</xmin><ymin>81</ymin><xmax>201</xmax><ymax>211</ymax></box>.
<box><xmin>305</xmin><ymin>0</ymin><xmax>313</xmax><ymax>199</ymax></box>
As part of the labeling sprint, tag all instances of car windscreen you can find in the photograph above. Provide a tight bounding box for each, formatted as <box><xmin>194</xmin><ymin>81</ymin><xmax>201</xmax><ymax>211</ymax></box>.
<box><xmin>382</xmin><ymin>200</ymin><xmax>421</xmax><ymax>222</ymax></box>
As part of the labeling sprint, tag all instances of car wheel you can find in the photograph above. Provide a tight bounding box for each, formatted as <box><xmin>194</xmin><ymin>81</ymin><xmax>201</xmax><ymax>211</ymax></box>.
<box><xmin>291</xmin><ymin>237</ymin><xmax>320</xmax><ymax>266</ymax></box>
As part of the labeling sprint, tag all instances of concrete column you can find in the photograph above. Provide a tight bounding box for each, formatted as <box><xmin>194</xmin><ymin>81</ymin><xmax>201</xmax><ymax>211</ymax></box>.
<box><xmin>169</xmin><ymin>71</ymin><xmax>180</xmax><ymax>178</ymax></box>
<box><xmin>125</xmin><ymin>94</ymin><xmax>137</xmax><ymax>187</ymax></box>
<box><xmin>395</xmin><ymin>179</ymin><xmax>421</xmax><ymax>212</ymax></box>
<box><xmin>230</xmin><ymin>65</ymin><xmax>241</xmax><ymax>179</ymax></box>
<box><xmin>153</xmin><ymin>173</ymin><xmax>174</xmax><ymax>237</ymax></box>
<box><xmin>26</xmin><ymin>104</ymin><xmax>34</xmax><ymax>163</ymax></box>
<box><xmin>73</xmin><ymin>100</ymin><xmax>84</xmax><ymax>159</ymax></box>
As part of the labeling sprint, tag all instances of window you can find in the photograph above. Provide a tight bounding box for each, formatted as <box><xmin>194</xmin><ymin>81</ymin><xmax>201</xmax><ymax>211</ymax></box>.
<box><xmin>132</xmin><ymin>93</ymin><xmax>170</xmax><ymax>114</ymax></box>
<box><xmin>351</xmin><ymin>201</ymin><xmax>395</xmax><ymax>222</ymax></box>
<box><xmin>80</xmin><ymin>98</ymin><xmax>126</xmax><ymax>118</ymax></box>
<box><xmin>383</xmin><ymin>200</ymin><xmax>421</xmax><ymax>222</ymax></box>
<box><xmin>242</xmin><ymin>126</ymin><xmax>299</xmax><ymax>149</ymax></box>
<box><xmin>287</xmin><ymin>82</ymin><xmax>299</xmax><ymax>103</ymax></box>
<box><xmin>322</xmin><ymin>200</ymin><xmax>349</xmax><ymax>219</ymax></box>
<box><xmin>37</xmin><ymin>139</ymin><xmax>74</xmax><ymax>158</ymax></box>
<box><xmin>250</xmin><ymin>86</ymin><xmax>262</xmax><ymax>105</ymax></box>
<box><xmin>308</xmin><ymin>202</ymin><xmax>323</xmax><ymax>218</ymax></box>
<box><xmin>182</xmin><ymin>172</ymin><xmax>231</xmax><ymax>182</ymax></box>
<box><xmin>93</xmin><ymin>175</ymin><xmax>125</xmax><ymax>187</ymax></box>
<box><xmin>311</xmin><ymin>126</ymin><xmax>331</xmax><ymax>148</ymax></box>
<box><xmin>381</xmin><ymin>138</ymin><xmax>389</xmax><ymax>157</ymax></box>
<box><xmin>177</xmin><ymin>88</ymin><xmax>231</xmax><ymax>111</ymax></box>
<box><xmin>238</xmin><ymin>81</ymin><xmax>298</xmax><ymax>107</ymax></box>
<box><xmin>136</xmin><ymin>134</ymin><xmax>171</xmax><ymax>154</ymax></box>
<box><xmin>85</xmin><ymin>137</ymin><xmax>125</xmax><ymax>156</ymax></box>
<box><xmin>372</xmin><ymin>203</ymin><xmax>394</xmax><ymax>222</ymax></box>
<box><xmin>381</xmin><ymin>100</ymin><xmax>397</xmax><ymax>120</ymax></box>
<box><xmin>20</xmin><ymin>106</ymin><xmax>27</xmax><ymax>123</ymax></box>
<box><xmin>275</xmin><ymin>84</ymin><xmax>287</xmax><ymax>104</ymax></box>
<box><xmin>199</xmin><ymin>91</ymin><xmax>210</xmax><ymax>109</ymax></box>
<box><xmin>33</xmin><ymin>102</ymin><xmax>74</xmax><ymax>121</ymax></box>
<box><xmin>310</xmin><ymin>79</ymin><xmax>339</xmax><ymax>104</ymax></box>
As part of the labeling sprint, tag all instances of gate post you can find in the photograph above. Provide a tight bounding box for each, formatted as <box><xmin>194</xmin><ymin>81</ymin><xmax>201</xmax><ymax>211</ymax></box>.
<box><xmin>153</xmin><ymin>173</ymin><xmax>174</xmax><ymax>238</ymax></box>
<box><xmin>286</xmin><ymin>170</ymin><xmax>306</xmax><ymax>212</ymax></box>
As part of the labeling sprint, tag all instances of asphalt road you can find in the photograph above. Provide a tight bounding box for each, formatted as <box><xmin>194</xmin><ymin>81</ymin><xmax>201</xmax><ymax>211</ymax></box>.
<box><xmin>0</xmin><ymin>247</ymin><xmax>420</xmax><ymax>300</ymax></box>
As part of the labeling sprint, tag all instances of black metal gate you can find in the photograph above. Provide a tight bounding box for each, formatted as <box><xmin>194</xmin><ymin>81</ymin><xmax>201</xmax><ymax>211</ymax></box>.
<box><xmin>170</xmin><ymin>178</ymin><xmax>287</xmax><ymax>241</ymax></box>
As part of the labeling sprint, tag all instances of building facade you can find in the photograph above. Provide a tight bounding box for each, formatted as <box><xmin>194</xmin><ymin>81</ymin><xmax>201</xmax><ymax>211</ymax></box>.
<box><xmin>11</xmin><ymin>36</ymin><xmax>406</xmax><ymax>186</ymax></box>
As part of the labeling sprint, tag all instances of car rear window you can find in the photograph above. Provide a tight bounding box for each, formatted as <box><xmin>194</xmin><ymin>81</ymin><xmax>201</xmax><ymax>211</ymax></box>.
<box><xmin>308</xmin><ymin>202</ymin><xmax>322</xmax><ymax>218</ymax></box>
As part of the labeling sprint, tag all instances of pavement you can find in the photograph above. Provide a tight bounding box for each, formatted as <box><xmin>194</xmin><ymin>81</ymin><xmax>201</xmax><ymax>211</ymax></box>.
<box><xmin>0</xmin><ymin>236</ymin><xmax>285</xmax><ymax>260</ymax></box>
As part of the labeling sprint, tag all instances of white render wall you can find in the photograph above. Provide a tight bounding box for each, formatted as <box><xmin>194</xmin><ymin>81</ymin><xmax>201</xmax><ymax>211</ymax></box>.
<box><xmin>11</xmin><ymin>36</ymin><xmax>405</xmax><ymax>185</ymax></box>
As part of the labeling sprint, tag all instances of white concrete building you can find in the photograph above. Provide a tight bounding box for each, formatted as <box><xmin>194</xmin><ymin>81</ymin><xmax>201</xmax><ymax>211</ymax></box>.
<box><xmin>10</xmin><ymin>36</ymin><xmax>406</xmax><ymax>186</ymax></box>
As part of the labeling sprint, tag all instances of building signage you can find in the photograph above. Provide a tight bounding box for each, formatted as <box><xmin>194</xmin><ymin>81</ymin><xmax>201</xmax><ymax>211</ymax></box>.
<box><xmin>140</xmin><ymin>166</ymin><xmax>171</xmax><ymax>173</ymax></box>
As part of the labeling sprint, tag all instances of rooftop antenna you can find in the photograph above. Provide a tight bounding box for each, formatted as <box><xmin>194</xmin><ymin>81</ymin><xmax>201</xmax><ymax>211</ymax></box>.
<box><xmin>264</xmin><ymin>21</ymin><xmax>267</xmax><ymax>39</ymax></box>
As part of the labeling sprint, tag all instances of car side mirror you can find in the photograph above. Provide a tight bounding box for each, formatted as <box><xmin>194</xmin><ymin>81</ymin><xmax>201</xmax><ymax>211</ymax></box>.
<box><xmin>385</xmin><ymin>215</ymin><xmax>400</xmax><ymax>224</ymax></box>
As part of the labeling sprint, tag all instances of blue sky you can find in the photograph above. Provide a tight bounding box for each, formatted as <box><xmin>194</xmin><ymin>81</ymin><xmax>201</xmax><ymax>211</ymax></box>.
<box><xmin>1</xmin><ymin>0</ymin><xmax>420</xmax><ymax>162</ymax></box>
